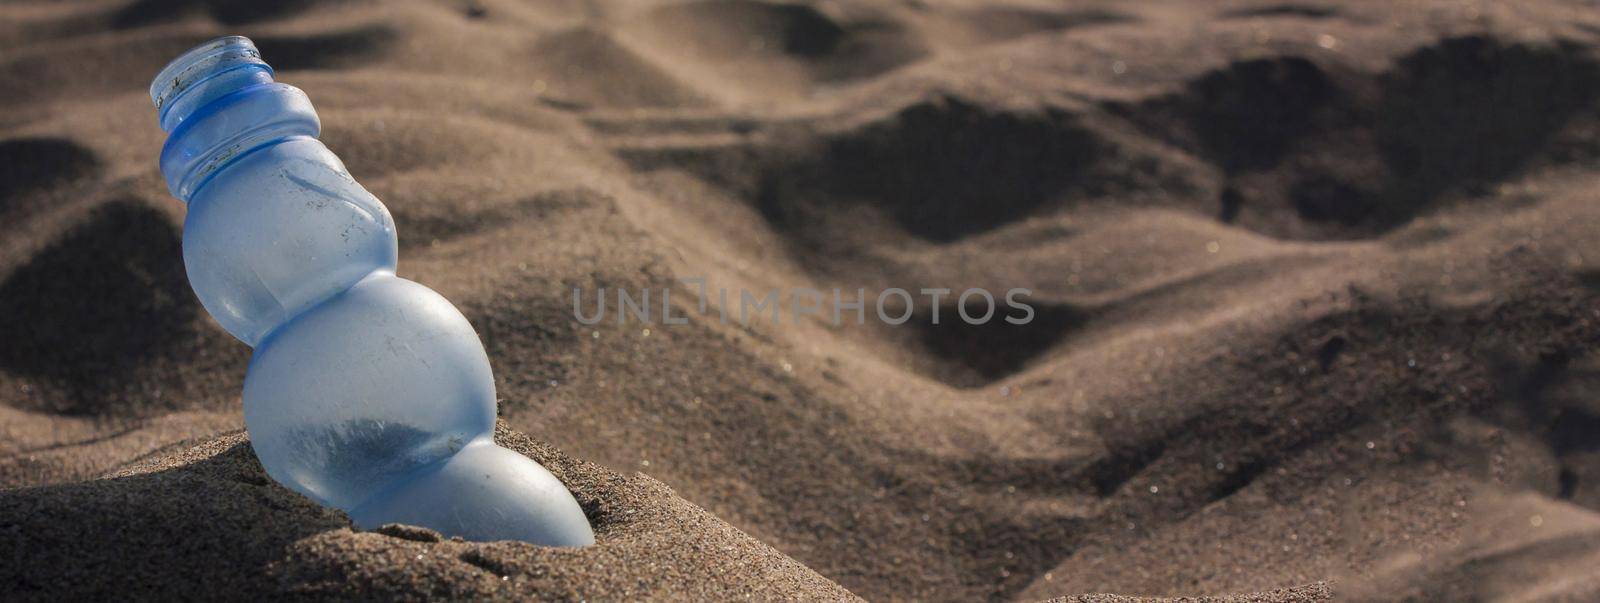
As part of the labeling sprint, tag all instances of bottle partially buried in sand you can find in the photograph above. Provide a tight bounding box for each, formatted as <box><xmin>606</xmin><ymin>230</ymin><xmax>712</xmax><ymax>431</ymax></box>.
<box><xmin>148</xmin><ymin>36</ymin><xmax>594</xmax><ymax>546</ymax></box>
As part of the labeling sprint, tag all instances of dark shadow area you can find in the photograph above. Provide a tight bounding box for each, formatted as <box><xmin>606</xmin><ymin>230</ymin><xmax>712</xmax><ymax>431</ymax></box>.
<box><xmin>903</xmin><ymin>298</ymin><xmax>1088</xmax><ymax>388</ymax></box>
<box><xmin>957</xmin><ymin>7</ymin><xmax>1135</xmax><ymax>45</ymax></box>
<box><xmin>0</xmin><ymin>438</ymin><xmax>347</xmax><ymax>599</ymax></box>
<box><xmin>0</xmin><ymin>137</ymin><xmax>99</xmax><ymax>211</ymax></box>
<box><xmin>1081</xmin><ymin>439</ymin><xmax>1168</xmax><ymax>498</ymax></box>
<box><xmin>762</xmin><ymin>2</ymin><xmax>844</xmax><ymax>57</ymax></box>
<box><xmin>1116</xmin><ymin>35</ymin><xmax>1600</xmax><ymax>240</ymax></box>
<box><xmin>1218</xmin><ymin>4</ymin><xmax>1340</xmax><ymax>20</ymax></box>
<box><xmin>1290</xmin><ymin>175</ymin><xmax>1378</xmax><ymax>226</ymax></box>
<box><xmin>759</xmin><ymin>96</ymin><xmax>1101</xmax><ymax>243</ymax></box>
<box><xmin>1113</xmin><ymin>55</ymin><xmax>1374</xmax><ymax>238</ymax></box>
<box><xmin>0</xmin><ymin>199</ymin><xmax>198</xmax><ymax>415</ymax></box>
<box><xmin>1217</xmin><ymin>186</ymin><xmax>1243</xmax><ymax>222</ymax></box>
<box><xmin>1376</xmin><ymin>35</ymin><xmax>1600</xmax><ymax>209</ymax></box>
<box><xmin>1488</xmin><ymin>349</ymin><xmax>1600</xmax><ymax>510</ymax></box>
<box><xmin>1181</xmin><ymin>57</ymin><xmax>1336</xmax><ymax>173</ymax></box>
<box><xmin>656</xmin><ymin>0</ymin><xmax>846</xmax><ymax>57</ymax></box>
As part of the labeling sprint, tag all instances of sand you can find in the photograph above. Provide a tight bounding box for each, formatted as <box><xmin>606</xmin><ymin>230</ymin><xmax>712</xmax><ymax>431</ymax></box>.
<box><xmin>2</xmin><ymin>0</ymin><xmax>1599</xmax><ymax>600</ymax></box>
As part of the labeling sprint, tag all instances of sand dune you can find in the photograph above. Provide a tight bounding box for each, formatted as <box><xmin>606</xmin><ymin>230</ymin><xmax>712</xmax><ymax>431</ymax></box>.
<box><xmin>4</xmin><ymin>0</ymin><xmax>1600</xmax><ymax>600</ymax></box>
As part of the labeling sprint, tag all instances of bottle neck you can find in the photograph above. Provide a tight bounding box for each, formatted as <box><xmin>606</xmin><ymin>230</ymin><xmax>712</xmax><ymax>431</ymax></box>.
<box><xmin>151</xmin><ymin>37</ymin><xmax>321</xmax><ymax>202</ymax></box>
<box><xmin>152</xmin><ymin>36</ymin><xmax>272</xmax><ymax>133</ymax></box>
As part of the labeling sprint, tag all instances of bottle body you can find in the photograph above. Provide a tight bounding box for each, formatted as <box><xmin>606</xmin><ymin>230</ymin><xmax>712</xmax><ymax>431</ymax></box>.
<box><xmin>242</xmin><ymin>273</ymin><xmax>496</xmax><ymax>511</ymax></box>
<box><xmin>183</xmin><ymin>138</ymin><xmax>397</xmax><ymax>347</ymax></box>
<box><xmin>152</xmin><ymin>37</ymin><xmax>593</xmax><ymax>546</ymax></box>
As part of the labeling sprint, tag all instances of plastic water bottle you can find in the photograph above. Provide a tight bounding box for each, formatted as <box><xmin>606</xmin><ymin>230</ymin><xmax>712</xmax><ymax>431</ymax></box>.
<box><xmin>149</xmin><ymin>36</ymin><xmax>594</xmax><ymax>546</ymax></box>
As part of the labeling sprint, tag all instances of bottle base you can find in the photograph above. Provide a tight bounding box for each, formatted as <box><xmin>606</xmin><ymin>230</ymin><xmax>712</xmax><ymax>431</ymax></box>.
<box><xmin>347</xmin><ymin>440</ymin><xmax>595</xmax><ymax>547</ymax></box>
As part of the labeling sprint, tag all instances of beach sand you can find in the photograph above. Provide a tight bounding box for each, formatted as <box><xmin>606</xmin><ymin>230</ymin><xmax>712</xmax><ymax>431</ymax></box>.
<box><xmin>3</xmin><ymin>0</ymin><xmax>1600</xmax><ymax>600</ymax></box>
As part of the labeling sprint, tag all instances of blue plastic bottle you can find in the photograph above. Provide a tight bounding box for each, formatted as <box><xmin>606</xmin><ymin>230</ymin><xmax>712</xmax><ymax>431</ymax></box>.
<box><xmin>150</xmin><ymin>36</ymin><xmax>594</xmax><ymax>546</ymax></box>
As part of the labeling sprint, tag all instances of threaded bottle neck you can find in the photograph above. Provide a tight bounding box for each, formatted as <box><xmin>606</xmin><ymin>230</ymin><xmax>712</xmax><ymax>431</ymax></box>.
<box><xmin>151</xmin><ymin>36</ymin><xmax>274</xmax><ymax>132</ymax></box>
<box><xmin>151</xmin><ymin>36</ymin><xmax>321</xmax><ymax>202</ymax></box>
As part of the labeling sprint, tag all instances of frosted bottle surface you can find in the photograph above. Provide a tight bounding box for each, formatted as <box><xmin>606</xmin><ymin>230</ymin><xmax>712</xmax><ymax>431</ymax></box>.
<box><xmin>150</xmin><ymin>36</ymin><xmax>594</xmax><ymax>547</ymax></box>
<box><xmin>242</xmin><ymin>275</ymin><xmax>497</xmax><ymax>510</ymax></box>
<box><xmin>183</xmin><ymin>138</ymin><xmax>398</xmax><ymax>346</ymax></box>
